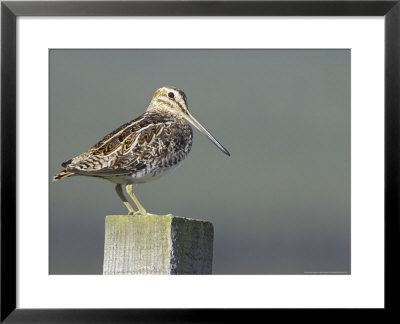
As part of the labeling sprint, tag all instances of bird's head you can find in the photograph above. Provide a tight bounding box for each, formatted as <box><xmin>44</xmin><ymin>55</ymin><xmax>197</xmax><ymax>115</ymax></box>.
<box><xmin>147</xmin><ymin>85</ymin><xmax>230</xmax><ymax>156</ymax></box>
<box><xmin>147</xmin><ymin>86</ymin><xmax>189</xmax><ymax>117</ymax></box>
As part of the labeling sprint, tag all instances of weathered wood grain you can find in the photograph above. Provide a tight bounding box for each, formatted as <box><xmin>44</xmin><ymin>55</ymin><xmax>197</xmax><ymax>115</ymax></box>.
<box><xmin>103</xmin><ymin>214</ymin><xmax>213</xmax><ymax>275</ymax></box>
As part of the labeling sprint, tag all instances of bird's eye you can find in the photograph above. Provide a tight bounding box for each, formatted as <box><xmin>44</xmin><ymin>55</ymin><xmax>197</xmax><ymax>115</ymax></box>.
<box><xmin>168</xmin><ymin>92</ymin><xmax>175</xmax><ymax>98</ymax></box>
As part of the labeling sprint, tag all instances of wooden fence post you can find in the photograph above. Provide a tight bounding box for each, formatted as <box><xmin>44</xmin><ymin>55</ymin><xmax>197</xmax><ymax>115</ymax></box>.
<box><xmin>103</xmin><ymin>214</ymin><xmax>214</xmax><ymax>275</ymax></box>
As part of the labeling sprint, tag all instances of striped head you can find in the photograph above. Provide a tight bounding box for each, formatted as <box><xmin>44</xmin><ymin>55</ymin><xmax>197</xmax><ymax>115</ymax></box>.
<box><xmin>147</xmin><ymin>86</ymin><xmax>230</xmax><ymax>156</ymax></box>
<box><xmin>147</xmin><ymin>85</ymin><xmax>189</xmax><ymax>116</ymax></box>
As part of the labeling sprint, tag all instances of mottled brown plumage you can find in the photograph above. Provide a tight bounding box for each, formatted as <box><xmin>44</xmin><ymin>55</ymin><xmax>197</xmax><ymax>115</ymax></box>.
<box><xmin>55</xmin><ymin>111</ymin><xmax>192</xmax><ymax>182</ymax></box>
<box><xmin>54</xmin><ymin>85</ymin><xmax>229</xmax><ymax>215</ymax></box>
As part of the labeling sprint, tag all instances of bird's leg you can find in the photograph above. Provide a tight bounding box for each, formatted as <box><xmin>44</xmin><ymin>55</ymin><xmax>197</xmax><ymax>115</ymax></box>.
<box><xmin>126</xmin><ymin>184</ymin><xmax>147</xmax><ymax>215</ymax></box>
<box><xmin>115</xmin><ymin>184</ymin><xmax>136</xmax><ymax>215</ymax></box>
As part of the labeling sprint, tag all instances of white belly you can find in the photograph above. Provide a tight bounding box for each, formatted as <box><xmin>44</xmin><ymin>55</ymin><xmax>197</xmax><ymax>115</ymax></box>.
<box><xmin>102</xmin><ymin>162</ymin><xmax>183</xmax><ymax>185</ymax></box>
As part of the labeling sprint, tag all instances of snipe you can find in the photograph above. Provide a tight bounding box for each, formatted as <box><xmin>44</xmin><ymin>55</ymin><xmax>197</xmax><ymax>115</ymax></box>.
<box><xmin>54</xmin><ymin>86</ymin><xmax>230</xmax><ymax>215</ymax></box>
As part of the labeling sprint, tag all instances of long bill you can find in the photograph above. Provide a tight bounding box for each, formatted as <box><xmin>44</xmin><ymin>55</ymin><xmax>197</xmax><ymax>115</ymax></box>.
<box><xmin>183</xmin><ymin>111</ymin><xmax>230</xmax><ymax>156</ymax></box>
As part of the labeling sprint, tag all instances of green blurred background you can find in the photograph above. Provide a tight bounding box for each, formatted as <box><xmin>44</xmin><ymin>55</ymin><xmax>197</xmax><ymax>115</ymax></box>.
<box><xmin>49</xmin><ymin>49</ymin><xmax>350</xmax><ymax>274</ymax></box>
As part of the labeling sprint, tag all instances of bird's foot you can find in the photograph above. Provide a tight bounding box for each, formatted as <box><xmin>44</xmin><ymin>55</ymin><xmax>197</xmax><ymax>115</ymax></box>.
<box><xmin>134</xmin><ymin>209</ymin><xmax>148</xmax><ymax>216</ymax></box>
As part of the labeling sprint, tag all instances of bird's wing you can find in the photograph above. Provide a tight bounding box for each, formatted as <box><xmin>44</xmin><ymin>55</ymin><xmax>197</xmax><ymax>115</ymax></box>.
<box><xmin>63</xmin><ymin>114</ymin><xmax>169</xmax><ymax>176</ymax></box>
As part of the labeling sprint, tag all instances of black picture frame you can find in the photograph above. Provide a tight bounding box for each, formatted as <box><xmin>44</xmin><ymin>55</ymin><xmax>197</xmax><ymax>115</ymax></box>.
<box><xmin>1</xmin><ymin>0</ymin><xmax>398</xmax><ymax>322</ymax></box>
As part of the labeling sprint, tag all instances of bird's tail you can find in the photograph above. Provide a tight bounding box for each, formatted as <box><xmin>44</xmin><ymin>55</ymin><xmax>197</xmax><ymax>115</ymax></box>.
<box><xmin>53</xmin><ymin>170</ymin><xmax>75</xmax><ymax>181</ymax></box>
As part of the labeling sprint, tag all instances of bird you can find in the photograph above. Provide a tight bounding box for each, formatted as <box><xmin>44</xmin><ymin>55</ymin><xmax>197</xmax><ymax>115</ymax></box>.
<box><xmin>53</xmin><ymin>85</ymin><xmax>230</xmax><ymax>215</ymax></box>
